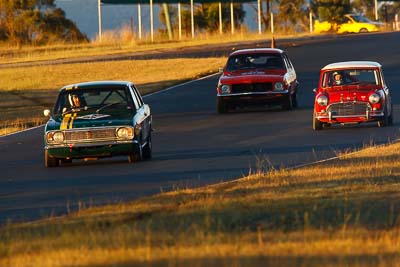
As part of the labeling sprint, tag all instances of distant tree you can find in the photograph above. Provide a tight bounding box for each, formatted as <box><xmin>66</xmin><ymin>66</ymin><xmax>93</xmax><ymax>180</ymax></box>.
<box><xmin>311</xmin><ymin>0</ymin><xmax>351</xmax><ymax>23</ymax></box>
<box><xmin>352</xmin><ymin>0</ymin><xmax>375</xmax><ymax>20</ymax></box>
<box><xmin>159</xmin><ymin>3</ymin><xmax>245</xmax><ymax>35</ymax></box>
<box><xmin>276</xmin><ymin>0</ymin><xmax>308</xmax><ymax>33</ymax></box>
<box><xmin>0</xmin><ymin>0</ymin><xmax>87</xmax><ymax>45</ymax></box>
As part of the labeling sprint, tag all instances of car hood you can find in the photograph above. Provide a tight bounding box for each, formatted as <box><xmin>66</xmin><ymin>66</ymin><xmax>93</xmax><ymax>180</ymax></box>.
<box><xmin>220</xmin><ymin>70</ymin><xmax>285</xmax><ymax>84</ymax></box>
<box><xmin>46</xmin><ymin>111</ymin><xmax>134</xmax><ymax>131</ymax></box>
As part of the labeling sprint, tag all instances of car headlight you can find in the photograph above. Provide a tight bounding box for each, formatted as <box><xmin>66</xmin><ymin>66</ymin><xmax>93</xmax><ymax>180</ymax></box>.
<box><xmin>317</xmin><ymin>95</ymin><xmax>328</xmax><ymax>106</ymax></box>
<box><xmin>274</xmin><ymin>82</ymin><xmax>284</xmax><ymax>91</ymax></box>
<box><xmin>116</xmin><ymin>127</ymin><xmax>134</xmax><ymax>139</ymax></box>
<box><xmin>369</xmin><ymin>93</ymin><xmax>380</xmax><ymax>104</ymax></box>
<box><xmin>47</xmin><ymin>131</ymin><xmax>64</xmax><ymax>144</ymax></box>
<box><xmin>220</xmin><ymin>84</ymin><xmax>231</xmax><ymax>94</ymax></box>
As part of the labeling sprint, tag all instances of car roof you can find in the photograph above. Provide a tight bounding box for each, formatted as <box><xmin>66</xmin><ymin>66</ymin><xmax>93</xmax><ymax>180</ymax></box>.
<box><xmin>61</xmin><ymin>80</ymin><xmax>132</xmax><ymax>91</ymax></box>
<box><xmin>229</xmin><ymin>48</ymin><xmax>284</xmax><ymax>56</ymax></box>
<box><xmin>322</xmin><ymin>61</ymin><xmax>381</xmax><ymax>70</ymax></box>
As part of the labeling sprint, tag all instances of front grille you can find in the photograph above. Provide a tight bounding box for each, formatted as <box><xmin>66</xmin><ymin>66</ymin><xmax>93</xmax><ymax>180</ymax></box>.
<box><xmin>231</xmin><ymin>83</ymin><xmax>272</xmax><ymax>94</ymax></box>
<box><xmin>64</xmin><ymin>128</ymin><xmax>116</xmax><ymax>142</ymax></box>
<box><xmin>327</xmin><ymin>102</ymin><xmax>371</xmax><ymax>116</ymax></box>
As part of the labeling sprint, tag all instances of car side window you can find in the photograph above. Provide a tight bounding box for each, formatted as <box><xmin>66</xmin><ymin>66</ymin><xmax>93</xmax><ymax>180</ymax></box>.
<box><xmin>282</xmin><ymin>54</ymin><xmax>292</xmax><ymax>72</ymax></box>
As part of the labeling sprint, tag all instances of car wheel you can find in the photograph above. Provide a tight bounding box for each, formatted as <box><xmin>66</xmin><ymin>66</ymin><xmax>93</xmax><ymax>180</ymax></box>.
<box><xmin>359</xmin><ymin>28</ymin><xmax>368</xmax><ymax>33</ymax></box>
<box><xmin>313</xmin><ymin>112</ymin><xmax>323</xmax><ymax>130</ymax></box>
<box><xmin>45</xmin><ymin>150</ymin><xmax>59</xmax><ymax>167</ymax></box>
<box><xmin>388</xmin><ymin>103</ymin><xmax>394</xmax><ymax>126</ymax></box>
<box><xmin>282</xmin><ymin>94</ymin><xmax>293</xmax><ymax>110</ymax></box>
<box><xmin>292</xmin><ymin>93</ymin><xmax>298</xmax><ymax>108</ymax></box>
<box><xmin>142</xmin><ymin>133</ymin><xmax>152</xmax><ymax>160</ymax></box>
<box><xmin>217</xmin><ymin>98</ymin><xmax>228</xmax><ymax>114</ymax></box>
<box><xmin>378</xmin><ymin>111</ymin><xmax>389</xmax><ymax>128</ymax></box>
<box><xmin>128</xmin><ymin>143</ymin><xmax>143</xmax><ymax>163</ymax></box>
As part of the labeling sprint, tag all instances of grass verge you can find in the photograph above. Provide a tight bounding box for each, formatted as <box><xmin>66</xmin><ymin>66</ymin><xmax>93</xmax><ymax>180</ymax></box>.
<box><xmin>0</xmin><ymin>57</ymin><xmax>225</xmax><ymax>136</ymax></box>
<box><xmin>1</xmin><ymin>142</ymin><xmax>400</xmax><ymax>266</ymax></box>
<box><xmin>0</xmin><ymin>31</ymin><xmax>309</xmax><ymax>65</ymax></box>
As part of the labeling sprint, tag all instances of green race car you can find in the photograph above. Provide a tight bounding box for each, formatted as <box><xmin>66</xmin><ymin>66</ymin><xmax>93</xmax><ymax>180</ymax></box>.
<box><xmin>43</xmin><ymin>81</ymin><xmax>152</xmax><ymax>167</ymax></box>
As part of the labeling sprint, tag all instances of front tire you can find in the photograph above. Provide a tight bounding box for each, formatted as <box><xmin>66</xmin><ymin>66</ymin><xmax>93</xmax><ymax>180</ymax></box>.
<box><xmin>217</xmin><ymin>98</ymin><xmax>228</xmax><ymax>114</ymax></box>
<box><xmin>45</xmin><ymin>150</ymin><xmax>59</xmax><ymax>167</ymax></box>
<box><xmin>282</xmin><ymin>94</ymin><xmax>293</xmax><ymax>110</ymax></box>
<box><xmin>128</xmin><ymin>143</ymin><xmax>143</xmax><ymax>163</ymax></box>
<box><xmin>313</xmin><ymin>112</ymin><xmax>323</xmax><ymax>130</ymax></box>
<box><xmin>143</xmin><ymin>133</ymin><xmax>152</xmax><ymax>160</ymax></box>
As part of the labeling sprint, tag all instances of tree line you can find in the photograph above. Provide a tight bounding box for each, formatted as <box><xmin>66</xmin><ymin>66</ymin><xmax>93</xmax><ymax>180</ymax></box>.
<box><xmin>0</xmin><ymin>0</ymin><xmax>399</xmax><ymax>45</ymax></box>
<box><xmin>159</xmin><ymin>0</ymin><xmax>400</xmax><ymax>36</ymax></box>
<box><xmin>0</xmin><ymin>0</ymin><xmax>87</xmax><ymax>45</ymax></box>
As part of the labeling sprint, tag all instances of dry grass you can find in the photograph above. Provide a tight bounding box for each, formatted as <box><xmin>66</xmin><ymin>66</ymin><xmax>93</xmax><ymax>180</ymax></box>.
<box><xmin>1</xmin><ymin>141</ymin><xmax>400</xmax><ymax>266</ymax></box>
<box><xmin>0</xmin><ymin>57</ymin><xmax>225</xmax><ymax>135</ymax></box>
<box><xmin>0</xmin><ymin>31</ymin><xmax>311</xmax><ymax>65</ymax></box>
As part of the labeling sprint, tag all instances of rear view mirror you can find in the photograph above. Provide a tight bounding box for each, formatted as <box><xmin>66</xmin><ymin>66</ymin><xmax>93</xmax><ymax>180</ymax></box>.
<box><xmin>218</xmin><ymin>67</ymin><xmax>224</xmax><ymax>74</ymax></box>
<box><xmin>313</xmin><ymin>88</ymin><xmax>317</xmax><ymax>93</ymax></box>
<box><xmin>43</xmin><ymin>109</ymin><xmax>51</xmax><ymax>117</ymax></box>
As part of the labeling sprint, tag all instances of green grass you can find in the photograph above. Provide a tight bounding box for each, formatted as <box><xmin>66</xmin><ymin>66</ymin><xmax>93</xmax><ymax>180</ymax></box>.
<box><xmin>1</xmin><ymin>142</ymin><xmax>400</xmax><ymax>266</ymax></box>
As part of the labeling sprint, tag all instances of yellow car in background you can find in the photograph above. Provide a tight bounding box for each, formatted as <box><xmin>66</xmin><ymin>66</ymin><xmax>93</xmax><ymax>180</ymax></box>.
<box><xmin>314</xmin><ymin>14</ymin><xmax>384</xmax><ymax>34</ymax></box>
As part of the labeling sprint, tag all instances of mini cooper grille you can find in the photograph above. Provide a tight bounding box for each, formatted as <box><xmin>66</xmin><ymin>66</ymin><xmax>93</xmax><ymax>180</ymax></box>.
<box><xmin>327</xmin><ymin>102</ymin><xmax>371</xmax><ymax>116</ymax></box>
<box><xmin>231</xmin><ymin>83</ymin><xmax>272</xmax><ymax>94</ymax></box>
<box><xmin>64</xmin><ymin>128</ymin><xmax>116</xmax><ymax>142</ymax></box>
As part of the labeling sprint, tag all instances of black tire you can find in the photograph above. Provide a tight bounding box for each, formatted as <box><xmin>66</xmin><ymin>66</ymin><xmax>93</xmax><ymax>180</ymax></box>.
<box><xmin>282</xmin><ymin>94</ymin><xmax>293</xmax><ymax>110</ymax></box>
<box><xmin>217</xmin><ymin>98</ymin><xmax>228</xmax><ymax>114</ymax></box>
<box><xmin>45</xmin><ymin>150</ymin><xmax>59</xmax><ymax>167</ymax></box>
<box><xmin>128</xmin><ymin>143</ymin><xmax>143</xmax><ymax>163</ymax></box>
<box><xmin>143</xmin><ymin>133</ymin><xmax>152</xmax><ymax>160</ymax></box>
<box><xmin>378</xmin><ymin>112</ymin><xmax>389</xmax><ymax>128</ymax></box>
<box><xmin>388</xmin><ymin>103</ymin><xmax>394</xmax><ymax>126</ymax></box>
<box><xmin>292</xmin><ymin>93</ymin><xmax>298</xmax><ymax>108</ymax></box>
<box><xmin>312</xmin><ymin>112</ymin><xmax>323</xmax><ymax>130</ymax></box>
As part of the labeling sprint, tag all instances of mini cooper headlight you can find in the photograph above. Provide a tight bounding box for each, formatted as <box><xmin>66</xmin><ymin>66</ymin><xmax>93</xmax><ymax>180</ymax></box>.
<box><xmin>116</xmin><ymin>127</ymin><xmax>134</xmax><ymax>139</ymax></box>
<box><xmin>47</xmin><ymin>131</ymin><xmax>64</xmax><ymax>143</ymax></box>
<box><xmin>274</xmin><ymin>82</ymin><xmax>284</xmax><ymax>91</ymax></box>
<box><xmin>369</xmin><ymin>93</ymin><xmax>380</xmax><ymax>104</ymax></box>
<box><xmin>317</xmin><ymin>95</ymin><xmax>328</xmax><ymax>106</ymax></box>
<box><xmin>220</xmin><ymin>84</ymin><xmax>231</xmax><ymax>94</ymax></box>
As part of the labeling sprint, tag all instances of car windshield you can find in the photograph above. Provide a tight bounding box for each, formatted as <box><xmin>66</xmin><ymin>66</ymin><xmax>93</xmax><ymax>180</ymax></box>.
<box><xmin>54</xmin><ymin>86</ymin><xmax>134</xmax><ymax>115</ymax></box>
<box><xmin>226</xmin><ymin>53</ymin><xmax>285</xmax><ymax>71</ymax></box>
<box><xmin>321</xmin><ymin>69</ymin><xmax>380</xmax><ymax>88</ymax></box>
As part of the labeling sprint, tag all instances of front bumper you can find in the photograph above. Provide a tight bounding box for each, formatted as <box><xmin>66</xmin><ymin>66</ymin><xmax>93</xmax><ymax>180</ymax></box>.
<box><xmin>218</xmin><ymin>91</ymin><xmax>290</xmax><ymax>105</ymax></box>
<box><xmin>45</xmin><ymin>140</ymin><xmax>140</xmax><ymax>159</ymax></box>
<box><xmin>316</xmin><ymin>111</ymin><xmax>384</xmax><ymax>123</ymax></box>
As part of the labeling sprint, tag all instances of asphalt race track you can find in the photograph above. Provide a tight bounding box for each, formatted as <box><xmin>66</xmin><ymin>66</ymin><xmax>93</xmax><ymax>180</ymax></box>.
<box><xmin>1</xmin><ymin>32</ymin><xmax>400</xmax><ymax>224</ymax></box>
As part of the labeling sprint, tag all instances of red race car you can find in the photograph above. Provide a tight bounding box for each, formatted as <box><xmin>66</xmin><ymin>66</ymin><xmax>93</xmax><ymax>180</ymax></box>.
<box><xmin>217</xmin><ymin>48</ymin><xmax>299</xmax><ymax>113</ymax></box>
<box><xmin>313</xmin><ymin>61</ymin><xmax>393</xmax><ymax>130</ymax></box>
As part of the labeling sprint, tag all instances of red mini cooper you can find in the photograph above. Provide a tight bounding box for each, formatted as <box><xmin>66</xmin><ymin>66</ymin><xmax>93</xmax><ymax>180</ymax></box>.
<box><xmin>313</xmin><ymin>61</ymin><xmax>393</xmax><ymax>130</ymax></box>
<box><xmin>217</xmin><ymin>48</ymin><xmax>298</xmax><ymax>113</ymax></box>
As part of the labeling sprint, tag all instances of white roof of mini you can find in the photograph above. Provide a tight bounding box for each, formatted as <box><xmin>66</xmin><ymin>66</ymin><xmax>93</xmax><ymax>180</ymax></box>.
<box><xmin>322</xmin><ymin>61</ymin><xmax>381</xmax><ymax>70</ymax></box>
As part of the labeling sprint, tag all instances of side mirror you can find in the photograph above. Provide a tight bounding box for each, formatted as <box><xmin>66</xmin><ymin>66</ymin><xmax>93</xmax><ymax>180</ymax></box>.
<box><xmin>313</xmin><ymin>88</ymin><xmax>317</xmax><ymax>93</ymax></box>
<box><xmin>218</xmin><ymin>67</ymin><xmax>224</xmax><ymax>74</ymax></box>
<box><xmin>43</xmin><ymin>109</ymin><xmax>51</xmax><ymax>117</ymax></box>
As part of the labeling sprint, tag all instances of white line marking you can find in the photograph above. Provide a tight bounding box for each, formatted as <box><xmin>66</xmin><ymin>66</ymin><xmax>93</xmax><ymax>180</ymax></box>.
<box><xmin>143</xmin><ymin>72</ymin><xmax>219</xmax><ymax>98</ymax></box>
<box><xmin>0</xmin><ymin>73</ymin><xmax>220</xmax><ymax>138</ymax></box>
